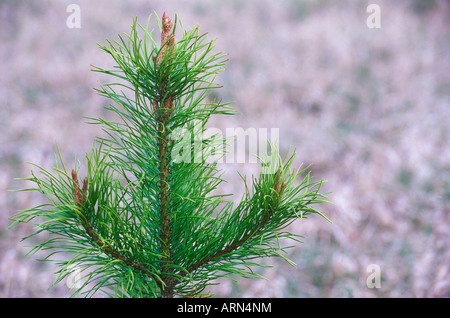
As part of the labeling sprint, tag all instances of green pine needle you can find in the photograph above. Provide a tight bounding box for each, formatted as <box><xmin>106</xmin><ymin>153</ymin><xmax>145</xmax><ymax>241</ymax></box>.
<box><xmin>9</xmin><ymin>13</ymin><xmax>331</xmax><ymax>298</ymax></box>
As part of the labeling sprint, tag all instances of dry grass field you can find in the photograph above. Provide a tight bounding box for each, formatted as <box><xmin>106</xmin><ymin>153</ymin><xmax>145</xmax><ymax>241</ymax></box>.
<box><xmin>1</xmin><ymin>0</ymin><xmax>449</xmax><ymax>297</ymax></box>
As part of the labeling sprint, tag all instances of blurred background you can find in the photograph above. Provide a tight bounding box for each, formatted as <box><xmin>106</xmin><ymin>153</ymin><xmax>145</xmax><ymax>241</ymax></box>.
<box><xmin>1</xmin><ymin>0</ymin><xmax>449</xmax><ymax>297</ymax></box>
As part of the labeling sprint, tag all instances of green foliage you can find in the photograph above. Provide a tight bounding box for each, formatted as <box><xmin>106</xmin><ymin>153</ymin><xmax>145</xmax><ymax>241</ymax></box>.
<box><xmin>10</xmin><ymin>13</ymin><xmax>330</xmax><ymax>298</ymax></box>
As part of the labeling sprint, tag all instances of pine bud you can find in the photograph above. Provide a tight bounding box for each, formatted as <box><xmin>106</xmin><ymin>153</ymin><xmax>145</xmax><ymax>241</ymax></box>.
<box><xmin>272</xmin><ymin>170</ymin><xmax>287</xmax><ymax>205</ymax></box>
<box><xmin>157</xmin><ymin>12</ymin><xmax>174</xmax><ymax>67</ymax></box>
<box><xmin>71</xmin><ymin>169</ymin><xmax>87</xmax><ymax>207</ymax></box>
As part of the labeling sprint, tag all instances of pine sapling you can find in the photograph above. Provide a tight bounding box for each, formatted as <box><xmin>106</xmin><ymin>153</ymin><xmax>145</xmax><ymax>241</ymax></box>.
<box><xmin>10</xmin><ymin>12</ymin><xmax>331</xmax><ymax>298</ymax></box>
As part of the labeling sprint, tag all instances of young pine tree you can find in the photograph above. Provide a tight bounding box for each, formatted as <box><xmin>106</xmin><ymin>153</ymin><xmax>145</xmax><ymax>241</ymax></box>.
<box><xmin>10</xmin><ymin>12</ymin><xmax>331</xmax><ymax>298</ymax></box>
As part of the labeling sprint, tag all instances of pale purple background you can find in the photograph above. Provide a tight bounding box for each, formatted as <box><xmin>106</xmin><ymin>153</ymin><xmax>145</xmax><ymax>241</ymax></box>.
<box><xmin>1</xmin><ymin>0</ymin><xmax>449</xmax><ymax>297</ymax></box>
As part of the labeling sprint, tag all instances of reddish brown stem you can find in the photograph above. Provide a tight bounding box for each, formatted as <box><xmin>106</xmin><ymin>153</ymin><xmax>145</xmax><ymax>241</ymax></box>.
<box><xmin>154</xmin><ymin>12</ymin><xmax>176</xmax><ymax>298</ymax></box>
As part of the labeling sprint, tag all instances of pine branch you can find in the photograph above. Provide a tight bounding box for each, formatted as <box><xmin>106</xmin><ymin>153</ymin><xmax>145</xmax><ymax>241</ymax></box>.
<box><xmin>70</xmin><ymin>169</ymin><xmax>164</xmax><ymax>291</ymax></box>
<box><xmin>183</xmin><ymin>170</ymin><xmax>286</xmax><ymax>276</ymax></box>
